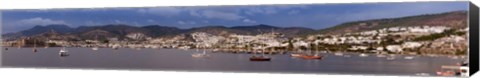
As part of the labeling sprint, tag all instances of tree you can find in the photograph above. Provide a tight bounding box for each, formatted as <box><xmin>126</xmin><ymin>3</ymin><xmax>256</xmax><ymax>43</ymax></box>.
<box><xmin>287</xmin><ymin>38</ymin><xmax>294</xmax><ymax>51</ymax></box>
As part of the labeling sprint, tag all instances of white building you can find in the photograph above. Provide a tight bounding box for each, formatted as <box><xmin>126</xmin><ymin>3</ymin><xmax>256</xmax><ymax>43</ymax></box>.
<box><xmin>386</xmin><ymin>45</ymin><xmax>403</xmax><ymax>52</ymax></box>
<box><xmin>402</xmin><ymin>42</ymin><xmax>422</xmax><ymax>49</ymax></box>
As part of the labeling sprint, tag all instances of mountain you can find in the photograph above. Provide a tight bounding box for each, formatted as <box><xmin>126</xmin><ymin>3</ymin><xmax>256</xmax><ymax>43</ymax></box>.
<box><xmin>2</xmin><ymin>11</ymin><xmax>466</xmax><ymax>40</ymax></box>
<box><xmin>2</xmin><ymin>24</ymin><xmax>315</xmax><ymax>40</ymax></box>
<box><xmin>315</xmin><ymin>11</ymin><xmax>467</xmax><ymax>35</ymax></box>
<box><xmin>2</xmin><ymin>24</ymin><xmax>74</xmax><ymax>40</ymax></box>
<box><xmin>74</xmin><ymin>24</ymin><xmax>150</xmax><ymax>40</ymax></box>
<box><xmin>187</xmin><ymin>26</ymin><xmax>247</xmax><ymax>36</ymax></box>
<box><xmin>141</xmin><ymin>25</ymin><xmax>184</xmax><ymax>38</ymax></box>
<box><xmin>20</xmin><ymin>24</ymin><xmax>73</xmax><ymax>36</ymax></box>
<box><xmin>230</xmin><ymin>24</ymin><xmax>281</xmax><ymax>33</ymax></box>
<box><xmin>277</xmin><ymin>27</ymin><xmax>315</xmax><ymax>37</ymax></box>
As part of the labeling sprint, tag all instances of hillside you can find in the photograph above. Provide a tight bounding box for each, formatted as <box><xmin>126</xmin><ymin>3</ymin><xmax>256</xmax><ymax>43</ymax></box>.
<box><xmin>315</xmin><ymin>11</ymin><xmax>467</xmax><ymax>35</ymax></box>
<box><xmin>2</xmin><ymin>24</ymin><xmax>315</xmax><ymax>40</ymax></box>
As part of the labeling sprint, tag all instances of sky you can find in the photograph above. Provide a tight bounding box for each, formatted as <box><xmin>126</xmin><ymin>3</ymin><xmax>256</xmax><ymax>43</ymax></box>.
<box><xmin>1</xmin><ymin>1</ymin><xmax>469</xmax><ymax>33</ymax></box>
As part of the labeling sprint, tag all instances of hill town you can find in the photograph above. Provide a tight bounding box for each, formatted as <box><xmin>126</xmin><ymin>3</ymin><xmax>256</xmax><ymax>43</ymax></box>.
<box><xmin>2</xmin><ymin>11</ymin><xmax>468</xmax><ymax>56</ymax></box>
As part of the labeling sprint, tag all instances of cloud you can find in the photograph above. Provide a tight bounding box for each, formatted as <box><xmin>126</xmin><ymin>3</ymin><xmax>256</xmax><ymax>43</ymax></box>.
<box><xmin>242</xmin><ymin>19</ymin><xmax>256</xmax><ymax>23</ymax></box>
<box><xmin>147</xmin><ymin>19</ymin><xmax>155</xmax><ymax>23</ymax></box>
<box><xmin>243</xmin><ymin>5</ymin><xmax>308</xmax><ymax>15</ymax></box>
<box><xmin>138</xmin><ymin>7</ymin><xmax>183</xmax><ymax>17</ymax></box>
<box><xmin>177</xmin><ymin>21</ymin><xmax>196</xmax><ymax>25</ymax></box>
<box><xmin>133</xmin><ymin>21</ymin><xmax>140</xmax><ymax>26</ymax></box>
<box><xmin>114</xmin><ymin>20</ymin><xmax>124</xmax><ymax>24</ymax></box>
<box><xmin>244</xmin><ymin>7</ymin><xmax>276</xmax><ymax>15</ymax></box>
<box><xmin>189</xmin><ymin>11</ymin><xmax>202</xmax><ymax>17</ymax></box>
<box><xmin>202</xmin><ymin>20</ymin><xmax>209</xmax><ymax>23</ymax></box>
<box><xmin>200</xmin><ymin>10</ymin><xmax>244</xmax><ymax>20</ymax></box>
<box><xmin>17</xmin><ymin>17</ymin><xmax>68</xmax><ymax>26</ymax></box>
<box><xmin>287</xmin><ymin>10</ymin><xmax>300</xmax><ymax>15</ymax></box>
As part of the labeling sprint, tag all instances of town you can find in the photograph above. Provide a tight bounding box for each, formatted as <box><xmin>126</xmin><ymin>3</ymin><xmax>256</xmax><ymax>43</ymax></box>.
<box><xmin>2</xmin><ymin>25</ymin><xmax>468</xmax><ymax>56</ymax></box>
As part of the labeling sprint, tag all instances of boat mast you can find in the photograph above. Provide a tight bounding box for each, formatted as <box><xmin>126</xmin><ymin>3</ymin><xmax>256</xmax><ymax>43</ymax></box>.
<box><xmin>203</xmin><ymin>44</ymin><xmax>206</xmax><ymax>54</ymax></box>
<box><xmin>33</xmin><ymin>39</ymin><xmax>36</xmax><ymax>48</ymax></box>
<box><xmin>95</xmin><ymin>33</ymin><xmax>98</xmax><ymax>46</ymax></box>
<box><xmin>45</xmin><ymin>38</ymin><xmax>49</xmax><ymax>48</ymax></box>
<box><xmin>262</xmin><ymin>47</ymin><xmax>266</xmax><ymax>57</ymax></box>
<box><xmin>253</xmin><ymin>47</ymin><xmax>257</xmax><ymax>57</ymax></box>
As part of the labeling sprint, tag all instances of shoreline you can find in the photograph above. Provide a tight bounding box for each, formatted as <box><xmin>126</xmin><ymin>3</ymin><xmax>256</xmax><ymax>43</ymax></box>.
<box><xmin>2</xmin><ymin>46</ymin><xmax>468</xmax><ymax>57</ymax></box>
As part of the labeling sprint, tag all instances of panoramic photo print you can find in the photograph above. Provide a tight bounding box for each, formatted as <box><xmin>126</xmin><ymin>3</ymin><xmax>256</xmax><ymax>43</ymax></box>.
<box><xmin>1</xmin><ymin>1</ymin><xmax>470</xmax><ymax>77</ymax></box>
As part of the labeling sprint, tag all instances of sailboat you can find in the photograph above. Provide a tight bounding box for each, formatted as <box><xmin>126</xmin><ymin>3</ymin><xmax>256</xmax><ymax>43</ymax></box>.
<box><xmin>44</xmin><ymin>38</ymin><xmax>49</xmax><ymax>48</ymax></box>
<box><xmin>334</xmin><ymin>52</ymin><xmax>343</xmax><ymax>56</ymax></box>
<box><xmin>112</xmin><ymin>45</ymin><xmax>119</xmax><ymax>50</ymax></box>
<box><xmin>59</xmin><ymin>47</ymin><xmax>69</xmax><ymax>57</ymax></box>
<box><xmin>332</xmin><ymin>48</ymin><xmax>343</xmax><ymax>56</ymax></box>
<box><xmin>92</xmin><ymin>33</ymin><xmax>100</xmax><ymax>51</ymax></box>
<box><xmin>92</xmin><ymin>46</ymin><xmax>99</xmax><ymax>51</ymax></box>
<box><xmin>250</xmin><ymin>30</ymin><xmax>272</xmax><ymax>61</ymax></box>
<box><xmin>33</xmin><ymin>39</ymin><xmax>38</xmax><ymax>52</ymax></box>
<box><xmin>377</xmin><ymin>53</ymin><xmax>386</xmax><ymax>57</ymax></box>
<box><xmin>250</xmin><ymin>49</ymin><xmax>271</xmax><ymax>61</ymax></box>
<box><xmin>359</xmin><ymin>53</ymin><xmax>369</xmax><ymax>57</ymax></box>
<box><xmin>291</xmin><ymin>49</ymin><xmax>305</xmax><ymax>57</ymax></box>
<box><xmin>192</xmin><ymin>47</ymin><xmax>210</xmax><ymax>58</ymax></box>
<box><xmin>301</xmin><ymin>51</ymin><xmax>322</xmax><ymax>60</ymax></box>
<box><xmin>17</xmin><ymin>39</ymin><xmax>22</xmax><ymax>49</ymax></box>
<box><xmin>404</xmin><ymin>56</ymin><xmax>415</xmax><ymax>59</ymax></box>
<box><xmin>291</xmin><ymin>53</ymin><xmax>305</xmax><ymax>57</ymax></box>
<box><xmin>387</xmin><ymin>56</ymin><xmax>395</xmax><ymax>60</ymax></box>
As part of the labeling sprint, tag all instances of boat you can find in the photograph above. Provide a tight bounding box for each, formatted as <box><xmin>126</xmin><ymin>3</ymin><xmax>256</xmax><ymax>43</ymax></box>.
<box><xmin>386</xmin><ymin>56</ymin><xmax>395</xmax><ymax>60</ymax></box>
<box><xmin>450</xmin><ymin>56</ymin><xmax>459</xmax><ymax>59</ymax></box>
<box><xmin>301</xmin><ymin>54</ymin><xmax>322</xmax><ymax>60</ymax></box>
<box><xmin>44</xmin><ymin>38</ymin><xmax>49</xmax><ymax>48</ymax></box>
<box><xmin>92</xmin><ymin>33</ymin><xmax>100</xmax><ymax>51</ymax></box>
<box><xmin>33</xmin><ymin>39</ymin><xmax>38</xmax><ymax>52</ymax></box>
<box><xmin>334</xmin><ymin>52</ymin><xmax>343</xmax><ymax>56</ymax></box>
<box><xmin>249</xmin><ymin>32</ymin><xmax>271</xmax><ymax>61</ymax></box>
<box><xmin>404</xmin><ymin>56</ymin><xmax>415</xmax><ymax>59</ymax></box>
<box><xmin>290</xmin><ymin>53</ymin><xmax>304</xmax><ymax>57</ymax></box>
<box><xmin>33</xmin><ymin>48</ymin><xmax>38</xmax><ymax>52</ymax></box>
<box><xmin>415</xmin><ymin>73</ymin><xmax>430</xmax><ymax>76</ymax></box>
<box><xmin>459</xmin><ymin>62</ymin><xmax>469</xmax><ymax>77</ymax></box>
<box><xmin>134</xmin><ymin>47</ymin><xmax>142</xmax><ymax>50</ymax></box>
<box><xmin>179</xmin><ymin>46</ymin><xmax>190</xmax><ymax>50</ymax></box>
<box><xmin>191</xmin><ymin>53</ymin><xmax>209</xmax><ymax>58</ymax></box>
<box><xmin>249</xmin><ymin>56</ymin><xmax>271</xmax><ymax>61</ymax></box>
<box><xmin>436</xmin><ymin>63</ymin><xmax>468</xmax><ymax>77</ymax></box>
<box><xmin>359</xmin><ymin>53</ymin><xmax>368</xmax><ymax>57</ymax></box>
<box><xmin>249</xmin><ymin>49</ymin><xmax>271</xmax><ymax>61</ymax></box>
<box><xmin>59</xmin><ymin>47</ymin><xmax>69</xmax><ymax>57</ymax></box>
<box><xmin>343</xmin><ymin>55</ymin><xmax>351</xmax><ymax>57</ymax></box>
<box><xmin>377</xmin><ymin>54</ymin><xmax>386</xmax><ymax>57</ymax></box>
<box><xmin>92</xmin><ymin>47</ymin><xmax>99</xmax><ymax>51</ymax></box>
<box><xmin>192</xmin><ymin>48</ymin><xmax>210</xmax><ymax>58</ymax></box>
<box><xmin>112</xmin><ymin>45</ymin><xmax>119</xmax><ymax>50</ymax></box>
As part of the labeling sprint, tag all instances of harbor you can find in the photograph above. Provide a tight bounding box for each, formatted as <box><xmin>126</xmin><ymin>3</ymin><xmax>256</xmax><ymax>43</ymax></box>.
<box><xmin>1</xmin><ymin>47</ymin><xmax>465</xmax><ymax>76</ymax></box>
